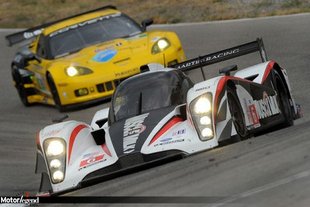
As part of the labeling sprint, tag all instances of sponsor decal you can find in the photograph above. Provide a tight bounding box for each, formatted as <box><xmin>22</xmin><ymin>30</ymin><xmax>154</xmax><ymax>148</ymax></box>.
<box><xmin>23</xmin><ymin>29</ymin><xmax>43</xmax><ymax>39</ymax></box>
<box><xmin>49</xmin><ymin>13</ymin><xmax>121</xmax><ymax>37</ymax></box>
<box><xmin>160</xmin><ymin>138</ymin><xmax>173</xmax><ymax>143</ymax></box>
<box><xmin>79</xmin><ymin>152</ymin><xmax>105</xmax><ymax>170</ymax></box>
<box><xmin>172</xmin><ymin>129</ymin><xmax>186</xmax><ymax>136</ymax></box>
<box><xmin>254</xmin><ymin>92</ymin><xmax>280</xmax><ymax>119</ymax></box>
<box><xmin>154</xmin><ymin>138</ymin><xmax>185</xmax><ymax>147</ymax></box>
<box><xmin>176</xmin><ymin>49</ymin><xmax>239</xmax><ymax>69</ymax></box>
<box><xmin>43</xmin><ymin>129</ymin><xmax>62</xmax><ymax>137</ymax></box>
<box><xmin>195</xmin><ymin>86</ymin><xmax>210</xmax><ymax>92</ymax></box>
<box><xmin>249</xmin><ymin>104</ymin><xmax>260</xmax><ymax>125</ymax></box>
<box><xmin>92</xmin><ymin>49</ymin><xmax>117</xmax><ymax>62</ymax></box>
<box><xmin>115</xmin><ymin>68</ymin><xmax>139</xmax><ymax>77</ymax></box>
<box><xmin>123</xmin><ymin>113</ymin><xmax>149</xmax><ymax>154</ymax></box>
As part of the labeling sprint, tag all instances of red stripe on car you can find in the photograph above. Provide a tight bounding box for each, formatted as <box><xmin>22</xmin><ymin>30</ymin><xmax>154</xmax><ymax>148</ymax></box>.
<box><xmin>101</xmin><ymin>144</ymin><xmax>112</xmax><ymax>157</ymax></box>
<box><xmin>214</xmin><ymin>76</ymin><xmax>228</xmax><ymax>121</ymax></box>
<box><xmin>68</xmin><ymin>124</ymin><xmax>88</xmax><ymax>164</ymax></box>
<box><xmin>262</xmin><ymin>60</ymin><xmax>275</xmax><ymax>83</ymax></box>
<box><xmin>148</xmin><ymin>117</ymin><xmax>183</xmax><ymax>145</ymax></box>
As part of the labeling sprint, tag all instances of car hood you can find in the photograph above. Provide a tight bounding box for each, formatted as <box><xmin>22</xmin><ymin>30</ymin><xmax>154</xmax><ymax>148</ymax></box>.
<box><xmin>54</xmin><ymin>32</ymin><xmax>164</xmax><ymax>71</ymax></box>
<box><xmin>108</xmin><ymin>106</ymin><xmax>175</xmax><ymax>157</ymax></box>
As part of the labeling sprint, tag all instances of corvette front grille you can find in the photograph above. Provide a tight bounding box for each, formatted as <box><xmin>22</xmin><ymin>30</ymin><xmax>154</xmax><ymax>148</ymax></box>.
<box><xmin>97</xmin><ymin>77</ymin><xmax>130</xmax><ymax>93</ymax></box>
<box><xmin>96</xmin><ymin>81</ymin><xmax>114</xmax><ymax>93</ymax></box>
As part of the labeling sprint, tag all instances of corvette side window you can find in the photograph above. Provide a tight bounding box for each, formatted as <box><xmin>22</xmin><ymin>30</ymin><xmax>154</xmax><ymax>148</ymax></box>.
<box><xmin>37</xmin><ymin>35</ymin><xmax>46</xmax><ymax>58</ymax></box>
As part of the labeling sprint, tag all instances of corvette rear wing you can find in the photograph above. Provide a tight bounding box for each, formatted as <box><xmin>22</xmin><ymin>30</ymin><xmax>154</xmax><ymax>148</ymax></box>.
<box><xmin>172</xmin><ymin>38</ymin><xmax>268</xmax><ymax>72</ymax></box>
<box><xmin>5</xmin><ymin>5</ymin><xmax>117</xmax><ymax>47</ymax></box>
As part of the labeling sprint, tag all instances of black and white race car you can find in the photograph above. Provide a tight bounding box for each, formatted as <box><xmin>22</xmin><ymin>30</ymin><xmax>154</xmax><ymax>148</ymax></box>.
<box><xmin>35</xmin><ymin>39</ymin><xmax>301</xmax><ymax>194</ymax></box>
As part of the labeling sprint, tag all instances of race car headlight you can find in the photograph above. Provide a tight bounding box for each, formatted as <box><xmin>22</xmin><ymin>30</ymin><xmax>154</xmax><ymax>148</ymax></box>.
<box><xmin>65</xmin><ymin>66</ymin><xmax>93</xmax><ymax>77</ymax></box>
<box><xmin>190</xmin><ymin>93</ymin><xmax>214</xmax><ymax>141</ymax></box>
<box><xmin>43</xmin><ymin>138</ymin><xmax>66</xmax><ymax>184</ymax></box>
<box><xmin>152</xmin><ymin>38</ymin><xmax>171</xmax><ymax>54</ymax></box>
<box><xmin>46</xmin><ymin>140</ymin><xmax>64</xmax><ymax>156</ymax></box>
<box><xmin>194</xmin><ymin>96</ymin><xmax>211</xmax><ymax>114</ymax></box>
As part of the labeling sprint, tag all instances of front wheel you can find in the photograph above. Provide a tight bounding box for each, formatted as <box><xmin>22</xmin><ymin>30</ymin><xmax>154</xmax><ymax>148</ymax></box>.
<box><xmin>227</xmin><ymin>88</ymin><xmax>250</xmax><ymax>140</ymax></box>
<box><xmin>273</xmin><ymin>72</ymin><xmax>294</xmax><ymax>127</ymax></box>
<box><xmin>47</xmin><ymin>73</ymin><xmax>65</xmax><ymax>112</ymax></box>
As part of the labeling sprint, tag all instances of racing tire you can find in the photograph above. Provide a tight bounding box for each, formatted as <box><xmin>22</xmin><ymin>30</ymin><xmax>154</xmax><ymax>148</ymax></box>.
<box><xmin>12</xmin><ymin>69</ymin><xmax>32</xmax><ymax>106</ymax></box>
<box><xmin>272</xmin><ymin>71</ymin><xmax>294</xmax><ymax>127</ymax></box>
<box><xmin>47</xmin><ymin>73</ymin><xmax>65</xmax><ymax>112</ymax></box>
<box><xmin>227</xmin><ymin>88</ymin><xmax>250</xmax><ymax>140</ymax></box>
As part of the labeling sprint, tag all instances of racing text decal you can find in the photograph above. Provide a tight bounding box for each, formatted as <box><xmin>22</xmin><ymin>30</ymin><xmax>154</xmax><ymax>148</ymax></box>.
<box><xmin>254</xmin><ymin>93</ymin><xmax>280</xmax><ymax>119</ymax></box>
<box><xmin>123</xmin><ymin>113</ymin><xmax>149</xmax><ymax>154</ymax></box>
<box><xmin>176</xmin><ymin>49</ymin><xmax>239</xmax><ymax>69</ymax></box>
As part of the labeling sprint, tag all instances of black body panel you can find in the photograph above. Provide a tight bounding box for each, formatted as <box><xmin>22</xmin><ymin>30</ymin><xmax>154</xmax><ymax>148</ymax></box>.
<box><xmin>108</xmin><ymin>106</ymin><xmax>175</xmax><ymax>157</ymax></box>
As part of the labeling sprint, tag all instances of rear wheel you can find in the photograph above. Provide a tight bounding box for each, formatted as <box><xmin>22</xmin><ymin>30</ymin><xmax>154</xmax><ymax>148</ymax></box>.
<box><xmin>273</xmin><ymin>72</ymin><xmax>294</xmax><ymax>127</ymax></box>
<box><xmin>47</xmin><ymin>73</ymin><xmax>65</xmax><ymax>112</ymax></box>
<box><xmin>227</xmin><ymin>88</ymin><xmax>249</xmax><ymax>140</ymax></box>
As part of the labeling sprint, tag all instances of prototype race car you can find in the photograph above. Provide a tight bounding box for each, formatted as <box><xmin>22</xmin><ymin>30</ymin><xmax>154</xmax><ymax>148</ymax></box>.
<box><xmin>35</xmin><ymin>39</ymin><xmax>301</xmax><ymax>195</ymax></box>
<box><xmin>6</xmin><ymin>5</ymin><xmax>185</xmax><ymax>111</ymax></box>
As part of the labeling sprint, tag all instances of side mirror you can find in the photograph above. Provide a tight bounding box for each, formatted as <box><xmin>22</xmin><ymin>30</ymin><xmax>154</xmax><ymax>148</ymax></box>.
<box><xmin>141</xmin><ymin>18</ymin><xmax>154</xmax><ymax>31</ymax></box>
<box><xmin>219</xmin><ymin>65</ymin><xmax>238</xmax><ymax>76</ymax></box>
<box><xmin>26</xmin><ymin>53</ymin><xmax>41</xmax><ymax>63</ymax></box>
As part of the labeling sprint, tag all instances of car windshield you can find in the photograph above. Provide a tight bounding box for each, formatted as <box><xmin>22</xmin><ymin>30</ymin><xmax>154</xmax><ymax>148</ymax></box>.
<box><xmin>48</xmin><ymin>13</ymin><xmax>142</xmax><ymax>58</ymax></box>
<box><xmin>112</xmin><ymin>71</ymin><xmax>192</xmax><ymax>122</ymax></box>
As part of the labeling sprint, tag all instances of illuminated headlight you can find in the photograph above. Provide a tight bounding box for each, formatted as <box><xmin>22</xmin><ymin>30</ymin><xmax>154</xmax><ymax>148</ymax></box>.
<box><xmin>201</xmin><ymin>127</ymin><xmax>213</xmax><ymax>138</ymax></box>
<box><xmin>52</xmin><ymin>171</ymin><xmax>64</xmax><ymax>182</ymax></box>
<box><xmin>50</xmin><ymin>159</ymin><xmax>62</xmax><ymax>169</ymax></box>
<box><xmin>200</xmin><ymin>116</ymin><xmax>211</xmax><ymax>125</ymax></box>
<box><xmin>194</xmin><ymin>97</ymin><xmax>211</xmax><ymax>114</ymax></box>
<box><xmin>46</xmin><ymin>140</ymin><xmax>64</xmax><ymax>156</ymax></box>
<box><xmin>190</xmin><ymin>93</ymin><xmax>214</xmax><ymax>141</ymax></box>
<box><xmin>65</xmin><ymin>66</ymin><xmax>93</xmax><ymax>77</ymax></box>
<box><xmin>43</xmin><ymin>138</ymin><xmax>66</xmax><ymax>183</ymax></box>
<box><xmin>152</xmin><ymin>38</ymin><xmax>171</xmax><ymax>54</ymax></box>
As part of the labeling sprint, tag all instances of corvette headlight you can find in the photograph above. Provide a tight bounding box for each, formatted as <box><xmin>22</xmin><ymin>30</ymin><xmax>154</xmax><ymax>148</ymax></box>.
<box><xmin>190</xmin><ymin>93</ymin><xmax>214</xmax><ymax>141</ymax></box>
<box><xmin>43</xmin><ymin>138</ymin><xmax>66</xmax><ymax>184</ymax></box>
<box><xmin>152</xmin><ymin>38</ymin><xmax>171</xmax><ymax>54</ymax></box>
<box><xmin>65</xmin><ymin>66</ymin><xmax>93</xmax><ymax>77</ymax></box>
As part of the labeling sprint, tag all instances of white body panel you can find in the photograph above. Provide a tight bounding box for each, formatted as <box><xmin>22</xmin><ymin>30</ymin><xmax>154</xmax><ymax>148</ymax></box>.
<box><xmin>36</xmin><ymin>61</ymin><xmax>298</xmax><ymax>194</ymax></box>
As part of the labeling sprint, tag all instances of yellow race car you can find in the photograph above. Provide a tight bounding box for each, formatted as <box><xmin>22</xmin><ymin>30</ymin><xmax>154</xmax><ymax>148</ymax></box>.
<box><xmin>6</xmin><ymin>5</ymin><xmax>185</xmax><ymax>111</ymax></box>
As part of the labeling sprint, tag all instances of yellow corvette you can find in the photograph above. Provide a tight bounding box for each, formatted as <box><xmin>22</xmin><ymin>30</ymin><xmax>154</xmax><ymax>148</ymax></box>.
<box><xmin>6</xmin><ymin>5</ymin><xmax>185</xmax><ymax>111</ymax></box>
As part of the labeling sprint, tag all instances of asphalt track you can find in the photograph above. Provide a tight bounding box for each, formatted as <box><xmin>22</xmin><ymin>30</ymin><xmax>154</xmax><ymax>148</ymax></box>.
<box><xmin>0</xmin><ymin>13</ymin><xmax>309</xmax><ymax>206</ymax></box>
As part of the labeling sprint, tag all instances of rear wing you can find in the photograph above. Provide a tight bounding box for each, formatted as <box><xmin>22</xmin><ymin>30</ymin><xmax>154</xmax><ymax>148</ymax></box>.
<box><xmin>5</xmin><ymin>5</ymin><xmax>117</xmax><ymax>47</ymax></box>
<box><xmin>172</xmin><ymin>38</ymin><xmax>268</xmax><ymax>72</ymax></box>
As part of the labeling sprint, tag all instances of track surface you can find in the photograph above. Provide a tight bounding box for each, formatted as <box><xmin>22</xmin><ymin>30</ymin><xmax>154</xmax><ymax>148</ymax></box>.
<box><xmin>0</xmin><ymin>14</ymin><xmax>309</xmax><ymax>206</ymax></box>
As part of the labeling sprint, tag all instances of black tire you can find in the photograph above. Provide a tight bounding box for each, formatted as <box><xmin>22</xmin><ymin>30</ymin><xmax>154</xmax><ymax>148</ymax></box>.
<box><xmin>12</xmin><ymin>69</ymin><xmax>31</xmax><ymax>106</ymax></box>
<box><xmin>227</xmin><ymin>88</ymin><xmax>250</xmax><ymax>140</ymax></box>
<box><xmin>47</xmin><ymin>73</ymin><xmax>65</xmax><ymax>112</ymax></box>
<box><xmin>272</xmin><ymin>72</ymin><xmax>294</xmax><ymax>127</ymax></box>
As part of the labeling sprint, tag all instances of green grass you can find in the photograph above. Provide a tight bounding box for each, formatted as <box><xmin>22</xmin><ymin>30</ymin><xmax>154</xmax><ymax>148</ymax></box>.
<box><xmin>0</xmin><ymin>0</ymin><xmax>309</xmax><ymax>28</ymax></box>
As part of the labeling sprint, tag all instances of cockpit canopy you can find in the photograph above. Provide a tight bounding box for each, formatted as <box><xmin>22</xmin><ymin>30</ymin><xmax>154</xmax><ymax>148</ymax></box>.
<box><xmin>109</xmin><ymin>70</ymin><xmax>193</xmax><ymax>123</ymax></box>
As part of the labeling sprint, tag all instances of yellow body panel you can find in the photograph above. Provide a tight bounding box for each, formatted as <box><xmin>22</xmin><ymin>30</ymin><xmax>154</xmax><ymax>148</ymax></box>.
<box><xmin>22</xmin><ymin>8</ymin><xmax>186</xmax><ymax>107</ymax></box>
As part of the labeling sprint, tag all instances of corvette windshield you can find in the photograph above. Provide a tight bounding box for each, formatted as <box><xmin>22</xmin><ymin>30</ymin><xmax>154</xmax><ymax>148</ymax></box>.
<box><xmin>48</xmin><ymin>14</ymin><xmax>142</xmax><ymax>58</ymax></box>
<box><xmin>112</xmin><ymin>71</ymin><xmax>192</xmax><ymax>122</ymax></box>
